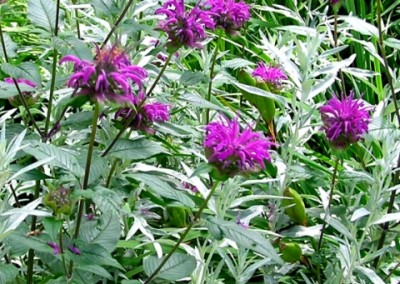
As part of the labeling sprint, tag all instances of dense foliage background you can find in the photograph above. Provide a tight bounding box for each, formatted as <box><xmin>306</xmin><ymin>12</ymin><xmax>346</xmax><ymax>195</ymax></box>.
<box><xmin>0</xmin><ymin>0</ymin><xmax>399</xmax><ymax>283</ymax></box>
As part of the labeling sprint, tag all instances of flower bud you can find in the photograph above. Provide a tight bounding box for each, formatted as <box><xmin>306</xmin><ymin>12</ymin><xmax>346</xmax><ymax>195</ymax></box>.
<box><xmin>282</xmin><ymin>188</ymin><xmax>307</xmax><ymax>226</ymax></box>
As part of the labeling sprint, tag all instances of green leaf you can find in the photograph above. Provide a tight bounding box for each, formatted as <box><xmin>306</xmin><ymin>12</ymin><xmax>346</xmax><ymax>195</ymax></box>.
<box><xmin>340</xmin><ymin>16</ymin><xmax>378</xmax><ymax>37</ymax></box>
<box><xmin>207</xmin><ymin>217</ymin><xmax>283</xmax><ymax>264</ymax></box>
<box><xmin>76</xmin><ymin>152</ymin><xmax>107</xmax><ymax>186</ymax></box>
<box><xmin>43</xmin><ymin>217</ymin><xmax>62</xmax><ymax>241</ymax></box>
<box><xmin>24</xmin><ymin>143</ymin><xmax>84</xmax><ymax>177</ymax></box>
<box><xmin>1</xmin><ymin>62</ymin><xmax>42</xmax><ymax>86</ymax></box>
<box><xmin>143</xmin><ymin>253</ymin><xmax>197</xmax><ymax>281</ymax></box>
<box><xmin>9</xmin><ymin>164</ymin><xmax>52</xmax><ymax>181</ymax></box>
<box><xmin>91</xmin><ymin>0</ymin><xmax>120</xmax><ymax>17</ymax></box>
<box><xmin>108</xmin><ymin>137</ymin><xmax>168</xmax><ymax>161</ymax></box>
<box><xmin>80</xmin><ymin>214</ymin><xmax>120</xmax><ymax>252</ymax></box>
<box><xmin>221</xmin><ymin>58</ymin><xmax>254</xmax><ymax>69</ymax></box>
<box><xmin>233</xmin><ymin>82</ymin><xmax>287</xmax><ymax>105</ymax></box>
<box><xmin>0</xmin><ymin>264</ymin><xmax>18</xmax><ymax>284</ymax></box>
<box><xmin>91</xmin><ymin>186</ymin><xmax>124</xmax><ymax>214</ymax></box>
<box><xmin>28</xmin><ymin>0</ymin><xmax>63</xmax><ymax>33</ymax></box>
<box><xmin>180</xmin><ymin>71</ymin><xmax>208</xmax><ymax>85</ymax></box>
<box><xmin>62</xmin><ymin>111</ymin><xmax>94</xmax><ymax>130</ymax></box>
<box><xmin>181</xmin><ymin>93</ymin><xmax>225</xmax><ymax>111</ymax></box>
<box><xmin>75</xmin><ymin>265</ymin><xmax>112</xmax><ymax>280</ymax></box>
<box><xmin>54</xmin><ymin>35</ymin><xmax>92</xmax><ymax>60</ymax></box>
<box><xmin>70</xmin><ymin>244</ymin><xmax>123</xmax><ymax>270</ymax></box>
<box><xmin>129</xmin><ymin>173</ymin><xmax>195</xmax><ymax>207</ymax></box>
<box><xmin>0</xmin><ymin>33</ymin><xmax>17</xmax><ymax>58</ymax></box>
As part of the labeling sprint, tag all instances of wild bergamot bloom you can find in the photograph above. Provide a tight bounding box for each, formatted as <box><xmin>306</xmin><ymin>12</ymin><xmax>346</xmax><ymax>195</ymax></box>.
<box><xmin>252</xmin><ymin>62</ymin><xmax>287</xmax><ymax>87</ymax></box>
<box><xmin>114</xmin><ymin>93</ymin><xmax>170</xmax><ymax>134</ymax></box>
<box><xmin>319</xmin><ymin>91</ymin><xmax>370</xmax><ymax>149</ymax></box>
<box><xmin>204</xmin><ymin>116</ymin><xmax>273</xmax><ymax>178</ymax></box>
<box><xmin>155</xmin><ymin>0</ymin><xmax>215</xmax><ymax>49</ymax></box>
<box><xmin>205</xmin><ymin>0</ymin><xmax>250</xmax><ymax>34</ymax></box>
<box><xmin>60</xmin><ymin>45</ymin><xmax>147</xmax><ymax>104</ymax></box>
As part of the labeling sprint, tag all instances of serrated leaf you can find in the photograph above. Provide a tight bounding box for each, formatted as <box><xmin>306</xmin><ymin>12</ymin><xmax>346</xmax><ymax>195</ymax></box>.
<box><xmin>0</xmin><ymin>33</ymin><xmax>17</xmax><ymax>58</ymax></box>
<box><xmin>54</xmin><ymin>36</ymin><xmax>92</xmax><ymax>60</ymax></box>
<box><xmin>143</xmin><ymin>253</ymin><xmax>197</xmax><ymax>281</ymax></box>
<box><xmin>75</xmin><ymin>265</ymin><xmax>112</xmax><ymax>280</ymax></box>
<box><xmin>108</xmin><ymin>137</ymin><xmax>168</xmax><ymax>161</ymax></box>
<box><xmin>24</xmin><ymin>143</ymin><xmax>84</xmax><ymax>177</ymax></box>
<box><xmin>28</xmin><ymin>0</ymin><xmax>62</xmax><ymax>33</ymax></box>
<box><xmin>129</xmin><ymin>173</ymin><xmax>195</xmax><ymax>207</ymax></box>
<box><xmin>0</xmin><ymin>264</ymin><xmax>18</xmax><ymax>284</ymax></box>
<box><xmin>91</xmin><ymin>186</ymin><xmax>124</xmax><ymax>213</ymax></box>
<box><xmin>70</xmin><ymin>244</ymin><xmax>123</xmax><ymax>270</ymax></box>
<box><xmin>207</xmin><ymin>217</ymin><xmax>283</xmax><ymax>264</ymax></box>
<box><xmin>80</xmin><ymin>214</ymin><xmax>120</xmax><ymax>252</ymax></box>
<box><xmin>1</xmin><ymin>62</ymin><xmax>42</xmax><ymax>86</ymax></box>
<box><xmin>76</xmin><ymin>152</ymin><xmax>107</xmax><ymax>186</ymax></box>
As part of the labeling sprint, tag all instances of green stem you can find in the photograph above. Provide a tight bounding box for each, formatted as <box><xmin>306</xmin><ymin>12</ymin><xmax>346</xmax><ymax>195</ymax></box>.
<box><xmin>26</xmin><ymin>181</ymin><xmax>41</xmax><ymax>284</ymax></box>
<box><xmin>71</xmin><ymin>0</ymin><xmax>81</xmax><ymax>39</ymax></box>
<box><xmin>44</xmin><ymin>0</ymin><xmax>61</xmax><ymax>136</ymax></box>
<box><xmin>105</xmin><ymin>158</ymin><xmax>119</xmax><ymax>188</ymax></box>
<box><xmin>373</xmin><ymin>0</ymin><xmax>400</xmax><ymax>268</ymax></box>
<box><xmin>101</xmin><ymin>0</ymin><xmax>135</xmax><ymax>48</ymax></box>
<box><xmin>144</xmin><ymin>181</ymin><xmax>220</xmax><ymax>284</ymax></box>
<box><xmin>59</xmin><ymin>224</ymin><xmax>69</xmax><ymax>278</ymax></box>
<box><xmin>69</xmin><ymin>102</ymin><xmax>100</xmax><ymax>274</ymax></box>
<box><xmin>317</xmin><ymin>157</ymin><xmax>340</xmax><ymax>251</ymax></box>
<box><xmin>205</xmin><ymin>30</ymin><xmax>223</xmax><ymax>125</ymax></box>
<box><xmin>101</xmin><ymin>52</ymin><xmax>173</xmax><ymax>157</ymax></box>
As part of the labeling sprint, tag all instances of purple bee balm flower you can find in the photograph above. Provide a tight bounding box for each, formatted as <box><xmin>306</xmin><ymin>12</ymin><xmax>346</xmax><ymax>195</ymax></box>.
<box><xmin>47</xmin><ymin>241</ymin><xmax>61</xmax><ymax>255</ymax></box>
<box><xmin>205</xmin><ymin>0</ymin><xmax>250</xmax><ymax>34</ymax></box>
<box><xmin>319</xmin><ymin>91</ymin><xmax>371</xmax><ymax>149</ymax></box>
<box><xmin>60</xmin><ymin>45</ymin><xmax>147</xmax><ymax>104</ymax></box>
<box><xmin>155</xmin><ymin>0</ymin><xmax>215</xmax><ymax>48</ymax></box>
<box><xmin>252</xmin><ymin>62</ymin><xmax>287</xmax><ymax>86</ymax></box>
<box><xmin>68</xmin><ymin>245</ymin><xmax>81</xmax><ymax>255</ymax></box>
<box><xmin>115</xmin><ymin>100</ymin><xmax>170</xmax><ymax>134</ymax></box>
<box><xmin>204</xmin><ymin>116</ymin><xmax>273</xmax><ymax>177</ymax></box>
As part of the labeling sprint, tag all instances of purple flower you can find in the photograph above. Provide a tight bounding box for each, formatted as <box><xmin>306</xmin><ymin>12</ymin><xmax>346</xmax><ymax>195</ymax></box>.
<box><xmin>204</xmin><ymin>116</ymin><xmax>273</xmax><ymax>177</ymax></box>
<box><xmin>4</xmin><ymin>77</ymin><xmax>36</xmax><ymax>88</ymax></box>
<box><xmin>319</xmin><ymin>91</ymin><xmax>370</xmax><ymax>148</ymax></box>
<box><xmin>205</xmin><ymin>0</ymin><xmax>250</xmax><ymax>34</ymax></box>
<box><xmin>60</xmin><ymin>45</ymin><xmax>147</xmax><ymax>104</ymax></box>
<box><xmin>330</xmin><ymin>0</ymin><xmax>340</xmax><ymax>4</ymax></box>
<box><xmin>115</xmin><ymin>100</ymin><xmax>170</xmax><ymax>134</ymax></box>
<box><xmin>183</xmin><ymin>181</ymin><xmax>199</xmax><ymax>193</ymax></box>
<box><xmin>155</xmin><ymin>0</ymin><xmax>215</xmax><ymax>48</ymax></box>
<box><xmin>47</xmin><ymin>241</ymin><xmax>60</xmax><ymax>255</ymax></box>
<box><xmin>252</xmin><ymin>62</ymin><xmax>287</xmax><ymax>86</ymax></box>
<box><xmin>68</xmin><ymin>245</ymin><xmax>81</xmax><ymax>255</ymax></box>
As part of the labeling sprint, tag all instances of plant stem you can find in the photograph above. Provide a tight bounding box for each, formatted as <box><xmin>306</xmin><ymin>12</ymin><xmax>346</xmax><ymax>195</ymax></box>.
<box><xmin>101</xmin><ymin>52</ymin><xmax>173</xmax><ymax>157</ymax></box>
<box><xmin>71</xmin><ymin>0</ymin><xmax>81</xmax><ymax>39</ymax></box>
<box><xmin>69</xmin><ymin>102</ymin><xmax>100</xmax><ymax>274</ymax></box>
<box><xmin>146</xmin><ymin>51</ymin><xmax>174</xmax><ymax>97</ymax></box>
<box><xmin>144</xmin><ymin>181</ymin><xmax>220</xmax><ymax>284</ymax></box>
<box><xmin>105</xmin><ymin>158</ymin><xmax>119</xmax><ymax>187</ymax></box>
<box><xmin>205</xmin><ymin>30</ymin><xmax>223</xmax><ymax>125</ymax></box>
<box><xmin>44</xmin><ymin>0</ymin><xmax>61</xmax><ymax>136</ymax></box>
<box><xmin>0</xmin><ymin>23</ymin><xmax>43</xmax><ymax>137</ymax></box>
<box><xmin>373</xmin><ymin>0</ymin><xmax>400</xmax><ymax>268</ymax></box>
<box><xmin>26</xmin><ymin>181</ymin><xmax>41</xmax><ymax>284</ymax></box>
<box><xmin>101</xmin><ymin>0</ymin><xmax>135</xmax><ymax>48</ymax></box>
<box><xmin>317</xmin><ymin>158</ymin><xmax>340</xmax><ymax>251</ymax></box>
<box><xmin>59</xmin><ymin>224</ymin><xmax>69</xmax><ymax>278</ymax></box>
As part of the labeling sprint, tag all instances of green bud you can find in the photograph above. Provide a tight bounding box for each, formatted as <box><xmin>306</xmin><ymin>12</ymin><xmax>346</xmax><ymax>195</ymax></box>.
<box><xmin>280</xmin><ymin>242</ymin><xmax>302</xmax><ymax>263</ymax></box>
<box><xmin>43</xmin><ymin>186</ymin><xmax>72</xmax><ymax>216</ymax></box>
<box><xmin>254</xmin><ymin>81</ymin><xmax>275</xmax><ymax>124</ymax></box>
<box><xmin>237</xmin><ymin>70</ymin><xmax>257</xmax><ymax>105</ymax></box>
<box><xmin>282</xmin><ymin>188</ymin><xmax>307</xmax><ymax>226</ymax></box>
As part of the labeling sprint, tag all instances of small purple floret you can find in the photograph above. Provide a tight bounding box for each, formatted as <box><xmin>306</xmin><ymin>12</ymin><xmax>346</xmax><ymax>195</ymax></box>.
<box><xmin>252</xmin><ymin>62</ymin><xmax>287</xmax><ymax>86</ymax></box>
<box><xmin>205</xmin><ymin>0</ymin><xmax>250</xmax><ymax>34</ymax></box>
<box><xmin>204</xmin><ymin>116</ymin><xmax>273</xmax><ymax>176</ymax></box>
<box><xmin>319</xmin><ymin>91</ymin><xmax>370</xmax><ymax>148</ymax></box>
<box><xmin>68</xmin><ymin>245</ymin><xmax>81</xmax><ymax>255</ymax></box>
<box><xmin>156</xmin><ymin>0</ymin><xmax>215</xmax><ymax>48</ymax></box>
<box><xmin>4</xmin><ymin>77</ymin><xmax>37</xmax><ymax>88</ymax></box>
<box><xmin>47</xmin><ymin>241</ymin><xmax>60</xmax><ymax>255</ymax></box>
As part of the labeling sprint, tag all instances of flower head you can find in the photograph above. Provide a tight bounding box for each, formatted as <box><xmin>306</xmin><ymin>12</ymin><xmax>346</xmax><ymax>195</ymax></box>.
<box><xmin>115</xmin><ymin>99</ymin><xmax>170</xmax><ymax>134</ymax></box>
<box><xmin>204</xmin><ymin>116</ymin><xmax>273</xmax><ymax>177</ymax></box>
<box><xmin>155</xmin><ymin>0</ymin><xmax>215</xmax><ymax>48</ymax></box>
<box><xmin>48</xmin><ymin>241</ymin><xmax>60</xmax><ymax>255</ymax></box>
<box><xmin>319</xmin><ymin>91</ymin><xmax>370</xmax><ymax>148</ymax></box>
<box><xmin>252</xmin><ymin>62</ymin><xmax>287</xmax><ymax>87</ymax></box>
<box><xmin>205</xmin><ymin>0</ymin><xmax>250</xmax><ymax>34</ymax></box>
<box><xmin>60</xmin><ymin>45</ymin><xmax>147</xmax><ymax>104</ymax></box>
